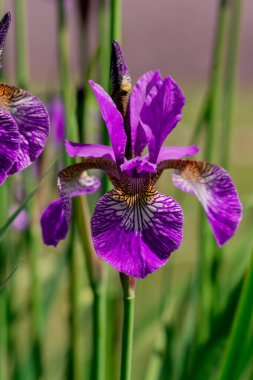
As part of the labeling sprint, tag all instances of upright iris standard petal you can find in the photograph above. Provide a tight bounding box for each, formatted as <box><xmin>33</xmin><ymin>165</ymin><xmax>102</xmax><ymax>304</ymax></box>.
<box><xmin>156</xmin><ymin>145</ymin><xmax>199</xmax><ymax>163</ymax></box>
<box><xmin>130</xmin><ymin>70</ymin><xmax>162</xmax><ymax>156</ymax></box>
<box><xmin>0</xmin><ymin>12</ymin><xmax>11</xmax><ymax>68</ymax></box>
<box><xmin>91</xmin><ymin>178</ymin><xmax>183</xmax><ymax>278</ymax></box>
<box><xmin>0</xmin><ymin>108</ymin><xmax>20</xmax><ymax>184</ymax></box>
<box><xmin>89</xmin><ymin>80</ymin><xmax>126</xmax><ymax>166</ymax></box>
<box><xmin>0</xmin><ymin>84</ymin><xmax>50</xmax><ymax>175</ymax></box>
<box><xmin>66</xmin><ymin>140</ymin><xmax>115</xmax><ymax>162</ymax></box>
<box><xmin>164</xmin><ymin>160</ymin><xmax>242</xmax><ymax>246</ymax></box>
<box><xmin>140</xmin><ymin>77</ymin><xmax>185</xmax><ymax>163</ymax></box>
<box><xmin>41</xmin><ymin>199</ymin><xmax>68</xmax><ymax>246</ymax></box>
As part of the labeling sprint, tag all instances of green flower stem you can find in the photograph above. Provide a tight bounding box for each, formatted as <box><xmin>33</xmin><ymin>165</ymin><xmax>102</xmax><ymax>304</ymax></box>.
<box><xmin>73</xmin><ymin>197</ymin><xmax>98</xmax><ymax>288</ymax></box>
<box><xmin>0</xmin><ymin>186</ymin><xmax>9</xmax><ymax>380</ymax></box>
<box><xmin>217</xmin><ymin>251</ymin><xmax>253</xmax><ymax>380</ymax></box>
<box><xmin>0</xmin><ymin>290</ymin><xmax>7</xmax><ymax>380</ymax></box>
<box><xmin>73</xmin><ymin>197</ymin><xmax>106</xmax><ymax>380</ymax></box>
<box><xmin>0</xmin><ymin>2</ymin><xmax>3</xmax><ymax>20</ymax></box>
<box><xmin>26</xmin><ymin>228</ymin><xmax>43</xmax><ymax>378</ymax></box>
<box><xmin>14</xmin><ymin>0</ymin><xmax>28</xmax><ymax>89</ymax></box>
<box><xmin>57</xmin><ymin>0</ymin><xmax>77</xmax><ymax>143</ymax></box>
<box><xmin>220</xmin><ymin>0</ymin><xmax>244</xmax><ymax>169</ymax></box>
<box><xmin>67</xmin><ymin>223</ymin><xmax>82</xmax><ymax>380</ymax></box>
<box><xmin>120</xmin><ymin>273</ymin><xmax>136</xmax><ymax>380</ymax></box>
<box><xmin>110</xmin><ymin>0</ymin><xmax>122</xmax><ymax>44</ymax></box>
<box><xmin>99</xmin><ymin>0</ymin><xmax>109</xmax><ymax>90</ymax></box>
<box><xmin>98</xmin><ymin>0</ymin><xmax>110</xmax><ymax>193</ymax></box>
<box><xmin>91</xmin><ymin>279</ymin><xmax>107</xmax><ymax>380</ymax></box>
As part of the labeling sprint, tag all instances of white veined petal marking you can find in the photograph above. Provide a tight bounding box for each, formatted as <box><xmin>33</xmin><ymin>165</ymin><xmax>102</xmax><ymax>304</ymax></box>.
<box><xmin>107</xmin><ymin>177</ymin><xmax>168</xmax><ymax>233</ymax></box>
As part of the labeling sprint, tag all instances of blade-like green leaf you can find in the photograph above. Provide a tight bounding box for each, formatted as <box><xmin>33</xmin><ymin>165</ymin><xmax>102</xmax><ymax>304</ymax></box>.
<box><xmin>217</xmin><ymin>251</ymin><xmax>253</xmax><ymax>380</ymax></box>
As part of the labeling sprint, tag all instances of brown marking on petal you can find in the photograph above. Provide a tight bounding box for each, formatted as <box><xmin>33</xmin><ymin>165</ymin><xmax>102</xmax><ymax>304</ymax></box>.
<box><xmin>0</xmin><ymin>83</ymin><xmax>23</xmax><ymax>110</ymax></box>
<box><xmin>152</xmin><ymin>159</ymin><xmax>213</xmax><ymax>184</ymax></box>
<box><xmin>58</xmin><ymin>158</ymin><xmax>120</xmax><ymax>187</ymax></box>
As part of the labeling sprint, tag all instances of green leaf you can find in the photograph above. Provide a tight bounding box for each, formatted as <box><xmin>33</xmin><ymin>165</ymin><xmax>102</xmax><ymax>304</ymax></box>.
<box><xmin>217</xmin><ymin>251</ymin><xmax>253</xmax><ymax>380</ymax></box>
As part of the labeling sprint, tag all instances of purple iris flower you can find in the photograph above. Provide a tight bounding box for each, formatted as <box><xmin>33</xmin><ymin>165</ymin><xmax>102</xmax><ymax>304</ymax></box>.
<box><xmin>41</xmin><ymin>42</ymin><xmax>242</xmax><ymax>279</ymax></box>
<box><xmin>0</xmin><ymin>13</ymin><xmax>49</xmax><ymax>184</ymax></box>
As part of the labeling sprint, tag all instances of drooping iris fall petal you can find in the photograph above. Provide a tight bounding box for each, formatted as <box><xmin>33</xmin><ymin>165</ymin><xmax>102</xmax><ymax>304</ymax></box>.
<box><xmin>0</xmin><ymin>108</ymin><xmax>19</xmax><ymax>184</ymax></box>
<box><xmin>0</xmin><ymin>12</ymin><xmax>50</xmax><ymax>183</ymax></box>
<box><xmin>155</xmin><ymin>159</ymin><xmax>242</xmax><ymax>246</ymax></box>
<box><xmin>91</xmin><ymin>179</ymin><xmax>183</xmax><ymax>278</ymax></box>
<box><xmin>172</xmin><ymin>161</ymin><xmax>242</xmax><ymax>246</ymax></box>
<box><xmin>0</xmin><ymin>84</ymin><xmax>50</xmax><ymax>175</ymax></box>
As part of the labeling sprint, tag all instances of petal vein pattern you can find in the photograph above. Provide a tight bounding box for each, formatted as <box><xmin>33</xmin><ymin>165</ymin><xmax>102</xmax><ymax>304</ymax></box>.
<box><xmin>0</xmin><ymin>84</ymin><xmax>49</xmax><ymax>175</ymax></box>
<box><xmin>170</xmin><ymin>160</ymin><xmax>242</xmax><ymax>246</ymax></box>
<box><xmin>57</xmin><ymin>158</ymin><xmax>118</xmax><ymax>227</ymax></box>
<box><xmin>140</xmin><ymin>77</ymin><xmax>185</xmax><ymax>163</ymax></box>
<box><xmin>91</xmin><ymin>177</ymin><xmax>183</xmax><ymax>278</ymax></box>
<box><xmin>0</xmin><ymin>108</ymin><xmax>19</xmax><ymax>184</ymax></box>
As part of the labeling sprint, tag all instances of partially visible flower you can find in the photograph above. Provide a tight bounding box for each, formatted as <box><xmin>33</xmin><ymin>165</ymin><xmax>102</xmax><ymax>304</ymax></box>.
<box><xmin>10</xmin><ymin>207</ymin><xmax>30</xmax><ymax>232</ymax></box>
<box><xmin>9</xmin><ymin>178</ymin><xmax>30</xmax><ymax>232</ymax></box>
<box><xmin>41</xmin><ymin>41</ymin><xmax>242</xmax><ymax>279</ymax></box>
<box><xmin>0</xmin><ymin>13</ymin><xmax>49</xmax><ymax>185</ymax></box>
<box><xmin>49</xmin><ymin>97</ymin><xmax>65</xmax><ymax>147</ymax></box>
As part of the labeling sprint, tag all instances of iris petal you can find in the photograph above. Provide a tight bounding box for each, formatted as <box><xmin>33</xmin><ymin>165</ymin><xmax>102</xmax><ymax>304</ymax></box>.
<box><xmin>156</xmin><ymin>145</ymin><xmax>199</xmax><ymax>163</ymax></box>
<box><xmin>42</xmin><ymin>169</ymin><xmax>102</xmax><ymax>246</ymax></box>
<box><xmin>165</xmin><ymin>160</ymin><xmax>242</xmax><ymax>246</ymax></box>
<box><xmin>0</xmin><ymin>108</ymin><xmax>19</xmax><ymax>184</ymax></box>
<box><xmin>0</xmin><ymin>84</ymin><xmax>50</xmax><ymax>175</ymax></box>
<box><xmin>40</xmin><ymin>199</ymin><xmax>68</xmax><ymax>247</ymax></box>
<box><xmin>58</xmin><ymin>158</ymin><xmax>118</xmax><ymax>228</ymax></box>
<box><xmin>89</xmin><ymin>80</ymin><xmax>126</xmax><ymax>166</ymax></box>
<box><xmin>140</xmin><ymin>77</ymin><xmax>185</xmax><ymax>163</ymax></box>
<box><xmin>91</xmin><ymin>178</ymin><xmax>183</xmax><ymax>278</ymax></box>
<box><xmin>130</xmin><ymin>70</ymin><xmax>162</xmax><ymax>156</ymax></box>
<box><xmin>66</xmin><ymin>140</ymin><xmax>115</xmax><ymax>162</ymax></box>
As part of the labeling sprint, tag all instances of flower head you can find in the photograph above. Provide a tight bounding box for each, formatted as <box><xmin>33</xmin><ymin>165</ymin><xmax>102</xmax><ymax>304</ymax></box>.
<box><xmin>41</xmin><ymin>41</ymin><xmax>242</xmax><ymax>279</ymax></box>
<box><xmin>0</xmin><ymin>13</ymin><xmax>49</xmax><ymax>184</ymax></box>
